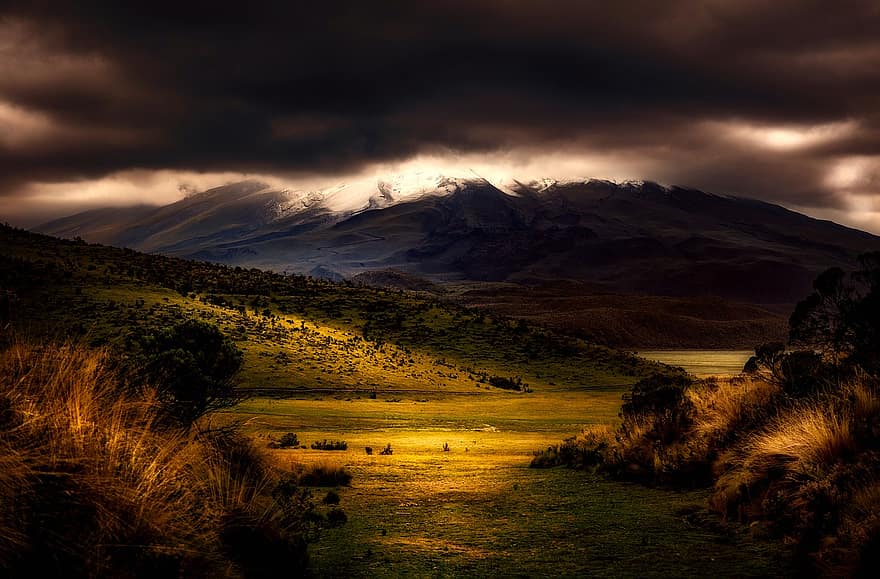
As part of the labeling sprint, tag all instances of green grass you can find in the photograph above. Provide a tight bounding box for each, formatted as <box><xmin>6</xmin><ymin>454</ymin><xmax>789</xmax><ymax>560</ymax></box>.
<box><xmin>226</xmin><ymin>391</ymin><xmax>793</xmax><ymax>577</ymax></box>
<box><xmin>1</xmin><ymin>226</ymin><xmax>795</xmax><ymax>576</ymax></box>
<box><xmin>0</xmin><ymin>225</ymin><xmax>662</xmax><ymax>395</ymax></box>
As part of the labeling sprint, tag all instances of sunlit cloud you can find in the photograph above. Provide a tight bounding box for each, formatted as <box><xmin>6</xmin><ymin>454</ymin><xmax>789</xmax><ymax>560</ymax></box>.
<box><xmin>713</xmin><ymin>120</ymin><xmax>859</xmax><ymax>151</ymax></box>
<box><xmin>824</xmin><ymin>155</ymin><xmax>880</xmax><ymax>192</ymax></box>
<box><xmin>21</xmin><ymin>170</ymin><xmax>280</xmax><ymax>206</ymax></box>
<box><xmin>0</xmin><ymin>100</ymin><xmax>57</xmax><ymax>146</ymax></box>
<box><xmin>367</xmin><ymin>150</ymin><xmax>657</xmax><ymax>187</ymax></box>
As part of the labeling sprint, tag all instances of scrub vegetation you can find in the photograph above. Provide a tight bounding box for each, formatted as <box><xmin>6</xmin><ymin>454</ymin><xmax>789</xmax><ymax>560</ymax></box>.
<box><xmin>0</xmin><ymin>338</ymin><xmax>326</xmax><ymax>577</ymax></box>
<box><xmin>534</xmin><ymin>253</ymin><xmax>880</xmax><ymax>575</ymax></box>
<box><xmin>0</xmin><ymin>224</ymin><xmax>795</xmax><ymax>576</ymax></box>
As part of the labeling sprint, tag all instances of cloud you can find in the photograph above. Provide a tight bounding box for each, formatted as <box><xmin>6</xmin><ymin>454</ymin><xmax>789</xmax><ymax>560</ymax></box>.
<box><xmin>0</xmin><ymin>1</ymin><xmax>879</xmax><ymax>230</ymax></box>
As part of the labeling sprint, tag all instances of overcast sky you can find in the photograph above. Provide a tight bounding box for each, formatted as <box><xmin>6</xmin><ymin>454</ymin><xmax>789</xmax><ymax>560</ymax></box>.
<box><xmin>1</xmin><ymin>1</ymin><xmax>880</xmax><ymax>232</ymax></box>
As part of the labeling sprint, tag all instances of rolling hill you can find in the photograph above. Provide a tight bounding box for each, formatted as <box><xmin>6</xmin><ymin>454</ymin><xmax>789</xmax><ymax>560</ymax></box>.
<box><xmin>0</xmin><ymin>224</ymin><xmax>662</xmax><ymax>395</ymax></box>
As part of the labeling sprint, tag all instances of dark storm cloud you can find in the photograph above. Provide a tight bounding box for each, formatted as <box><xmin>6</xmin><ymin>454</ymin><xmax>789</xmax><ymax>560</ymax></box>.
<box><xmin>1</xmin><ymin>0</ymin><xmax>880</xmax><ymax>211</ymax></box>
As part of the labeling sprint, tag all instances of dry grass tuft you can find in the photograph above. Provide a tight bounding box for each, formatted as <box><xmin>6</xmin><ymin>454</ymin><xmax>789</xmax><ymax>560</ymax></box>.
<box><xmin>746</xmin><ymin>405</ymin><xmax>855</xmax><ymax>473</ymax></box>
<box><xmin>0</xmin><ymin>337</ymin><xmax>312</xmax><ymax>577</ymax></box>
<box><xmin>297</xmin><ymin>459</ymin><xmax>353</xmax><ymax>487</ymax></box>
<box><xmin>687</xmin><ymin>377</ymin><xmax>777</xmax><ymax>444</ymax></box>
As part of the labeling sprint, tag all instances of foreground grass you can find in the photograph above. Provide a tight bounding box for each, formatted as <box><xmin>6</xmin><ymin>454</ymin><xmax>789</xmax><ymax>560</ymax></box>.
<box><xmin>535</xmin><ymin>373</ymin><xmax>880</xmax><ymax>574</ymax></box>
<box><xmin>0</xmin><ymin>339</ymin><xmax>314</xmax><ymax>577</ymax></box>
<box><xmin>228</xmin><ymin>393</ymin><xmax>793</xmax><ymax>577</ymax></box>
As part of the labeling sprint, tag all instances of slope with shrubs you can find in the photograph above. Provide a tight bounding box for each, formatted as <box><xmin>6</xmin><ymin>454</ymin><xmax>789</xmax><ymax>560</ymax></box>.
<box><xmin>0</xmin><ymin>224</ymin><xmax>662</xmax><ymax>394</ymax></box>
<box><xmin>0</xmin><ymin>336</ymin><xmax>329</xmax><ymax>577</ymax></box>
<box><xmin>533</xmin><ymin>252</ymin><xmax>880</xmax><ymax>575</ymax></box>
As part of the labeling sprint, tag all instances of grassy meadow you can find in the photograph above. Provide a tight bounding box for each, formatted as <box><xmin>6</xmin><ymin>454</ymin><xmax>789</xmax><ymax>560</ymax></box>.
<box><xmin>226</xmin><ymin>392</ymin><xmax>792</xmax><ymax>577</ymax></box>
<box><xmin>0</xmin><ymin>225</ymin><xmax>796</xmax><ymax>576</ymax></box>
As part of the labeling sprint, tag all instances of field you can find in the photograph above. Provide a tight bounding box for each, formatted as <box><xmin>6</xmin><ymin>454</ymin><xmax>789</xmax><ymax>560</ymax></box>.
<box><xmin>0</xmin><ymin>226</ymin><xmax>795</xmax><ymax>576</ymax></box>
<box><xmin>228</xmin><ymin>391</ymin><xmax>793</xmax><ymax>577</ymax></box>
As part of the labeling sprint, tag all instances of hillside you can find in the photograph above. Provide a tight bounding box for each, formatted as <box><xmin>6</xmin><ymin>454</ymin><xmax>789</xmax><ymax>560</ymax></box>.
<box><xmin>456</xmin><ymin>283</ymin><xmax>789</xmax><ymax>349</ymax></box>
<box><xmin>0</xmin><ymin>226</ymin><xmax>800</xmax><ymax>577</ymax></box>
<box><xmin>37</xmin><ymin>177</ymin><xmax>879</xmax><ymax>348</ymax></box>
<box><xmin>0</xmin><ymin>225</ymin><xmax>661</xmax><ymax>395</ymax></box>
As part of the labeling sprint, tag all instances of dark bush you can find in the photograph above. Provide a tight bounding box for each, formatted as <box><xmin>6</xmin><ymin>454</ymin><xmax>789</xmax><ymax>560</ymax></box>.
<box><xmin>530</xmin><ymin>434</ymin><xmax>608</xmax><ymax>470</ymax></box>
<box><xmin>488</xmin><ymin>375</ymin><xmax>529</xmax><ymax>392</ymax></box>
<box><xmin>326</xmin><ymin>508</ymin><xmax>348</xmax><ymax>528</ymax></box>
<box><xmin>620</xmin><ymin>372</ymin><xmax>694</xmax><ymax>444</ymax></box>
<box><xmin>310</xmin><ymin>439</ymin><xmax>348</xmax><ymax>451</ymax></box>
<box><xmin>277</xmin><ymin>433</ymin><xmax>301</xmax><ymax>449</ymax></box>
<box><xmin>744</xmin><ymin>343</ymin><xmax>835</xmax><ymax>398</ymax></box>
<box><xmin>131</xmin><ymin>319</ymin><xmax>243</xmax><ymax>426</ymax></box>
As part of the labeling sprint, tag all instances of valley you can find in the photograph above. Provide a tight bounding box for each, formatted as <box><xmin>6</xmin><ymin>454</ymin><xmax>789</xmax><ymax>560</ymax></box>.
<box><xmin>0</xmin><ymin>225</ymin><xmax>796</xmax><ymax>576</ymax></box>
<box><xmin>227</xmin><ymin>394</ymin><xmax>791</xmax><ymax>577</ymax></box>
<box><xmin>3</xmin><ymin>4</ymin><xmax>879</xmax><ymax>576</ymax></box>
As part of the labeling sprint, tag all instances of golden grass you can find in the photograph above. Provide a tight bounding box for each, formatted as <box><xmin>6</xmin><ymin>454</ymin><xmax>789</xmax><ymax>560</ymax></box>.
<box><xmin>746</xmin><ymin>405</ymin><xmax>855</xmax><ymax>473</ymax></box>
<box><xmin>712</xmin><ymin>378</ymin><xmax>880</xmax><ymax>529</ymax></box>
<box><xmin>0</xmin><ymin>337</ymin><xmax>308</xmax><ymax>576</ymax></box>
<box><xmin>687</xmin><ymin>377</ymin><xmax>777</xmax><ymax>442</ymax></box>
<box><xmin>296</xmin><ymin>459</ymin><xmax>352</xmax><ymax>487</ymax></box>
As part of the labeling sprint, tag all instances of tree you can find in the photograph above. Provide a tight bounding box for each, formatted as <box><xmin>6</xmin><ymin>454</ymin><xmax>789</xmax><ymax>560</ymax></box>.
<box><xmin>789</xmin><ymin>252</ymin><xmax>880</xmax><ymax>374</ymax></box>
<box><xmin>743</xmin><ymin>342</ymin><xmax>786</xmax><ymax>379</ymax></box>
<box><xmin>743</xmin><ymin>342</ymin><xmax>829</xmax><ymax>397</ymax></box>
<box><xmin>788</xmin><ymin>267</ymin><xmax>852</xmax><ymax>361</ymax></box>
<box><xmin>134</xmin><ymin>319</ymin><xmax>244</xmax><ymax>426</ymax></box>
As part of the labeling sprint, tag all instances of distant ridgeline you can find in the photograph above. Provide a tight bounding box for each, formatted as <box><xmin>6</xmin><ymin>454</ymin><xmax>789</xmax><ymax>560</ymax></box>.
<box><xmin>36</xmin><ymin>179</ymin><xmax>880</xmax><ymax>304</ymax></box>
<box><xmin>34</xmin><ymin>178</ymin><xmax>880</xmax><ymax>349</ymax></box>
<box><xmin>0</xmin><ymin>224</ymin><xmax>666</xmax><ymax>394</ymax></box>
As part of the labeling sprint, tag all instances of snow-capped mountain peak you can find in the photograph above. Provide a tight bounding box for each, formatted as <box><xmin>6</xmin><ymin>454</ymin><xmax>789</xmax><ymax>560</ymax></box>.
<box><xmin>269</xmin><ymin>171</ymin><xmax>495</xmax><ymax>220</ymax></box>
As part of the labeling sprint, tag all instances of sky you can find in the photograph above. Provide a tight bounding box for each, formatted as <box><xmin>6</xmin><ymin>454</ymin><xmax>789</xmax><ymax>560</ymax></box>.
<box><xmin>1</xmin><ymin>1</ymin><xmax>880</xmax><ymax>232</ymax></box>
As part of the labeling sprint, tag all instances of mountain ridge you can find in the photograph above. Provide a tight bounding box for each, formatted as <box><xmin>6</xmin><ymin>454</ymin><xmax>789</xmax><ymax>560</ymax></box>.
<box><xmin>36</xmin><ymin>176</ymin><xmax>880</xmax><ymax>316</ymax></box>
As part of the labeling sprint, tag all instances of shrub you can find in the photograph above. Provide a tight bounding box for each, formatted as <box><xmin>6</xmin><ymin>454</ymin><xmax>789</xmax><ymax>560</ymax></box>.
<box><xmin>532</xmin><ymin>377</ymin><xmax>774</xmax><ymax>485</ymax></box>
<box><xmin>689</xmin><ymin>377</ymin><xmax>777</xmax><ymax>438</ymax></box>
<box><xmin>488</xmin><ymin>375</ymin><xmax>530</xmax><ymax>392</ymax></box>
<box><xmin>744</xmin><ymin>343</ymin><xmax>834</xmax><ymax>398</ymax></box>
<box><xmin>130</xmin><ymin>319</ymin><xmax>244</xmax><ymax>426</ymax></box>
<box><xmin>619</xmin><ymin>372</ymin><xmax>694</xmax><ymax>456</ymax></box>
<box><xmin>709</xmin><ymin>379</ymin><xmax>880</xmax><ymax>568</ymax></box>
<box><xmin>310</xmin><ymin>439</ymin><xmax>348</xmax><ymax>451</ymax></box>
<box><xmin>326</xmin><ymin>508</ymin><xmax>348</xmax><ymax>528</ymax></box>
<box><xmin>276</xmin><ymin>432</ymin><xmax>301</xmax><ymax>449</ymax></box>
<box><xmin>530</xmin><ymin>425</ymin><xmax>613</xmax><ymax>469</ymax></box>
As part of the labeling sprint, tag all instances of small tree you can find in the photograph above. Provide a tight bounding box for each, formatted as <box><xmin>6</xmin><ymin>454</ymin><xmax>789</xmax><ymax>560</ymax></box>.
<box><xmin>744</xmin><ymin>343</ymin><xmax>829</xmax><ymax>397</ymax></box>
<box><xmin>789</xmin><ymin>267</ymin><xmax>853</xmax><ymax>361</ymax></box>
<box><xmin>789</xmin><ymin>252</ymin><xmax>880</xmax><ymax>374</ymax></box>
<box><xmin>134</xmin><ymin>319</ymin><xmax>244</xmax><ymax>426</ymax></box>
<box><xmin>618</xmin><ymin>371</ymin><xmax>694</xmax><ymax>455</ymax></box>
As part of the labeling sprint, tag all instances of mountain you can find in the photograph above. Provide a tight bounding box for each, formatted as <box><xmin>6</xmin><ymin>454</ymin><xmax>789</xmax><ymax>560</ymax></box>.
<box><xmin>36</xmin><ymin>175</ymin><xmax>880</xmax><ymax>347</ymax></box>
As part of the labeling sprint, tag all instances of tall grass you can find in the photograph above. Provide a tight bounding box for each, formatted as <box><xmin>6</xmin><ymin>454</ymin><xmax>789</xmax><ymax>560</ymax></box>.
<box><xmin>687</xmin><ymin>377</ymin><xmax>778</xmax><ymax>444</ymax></box>
<box><xmin>0</xmin><ymin>337</ymin><xmax>311</xmax><ymax>577</ymax></box>
<box><xmin>704</xmin><ymin>380</ymin><xmax>880</xmax><ymax>572</ymax></box>
<box><xmin>535</xmin><ymin>373</ymin><xmax>880</xmax><ymax>572</ymax></box>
